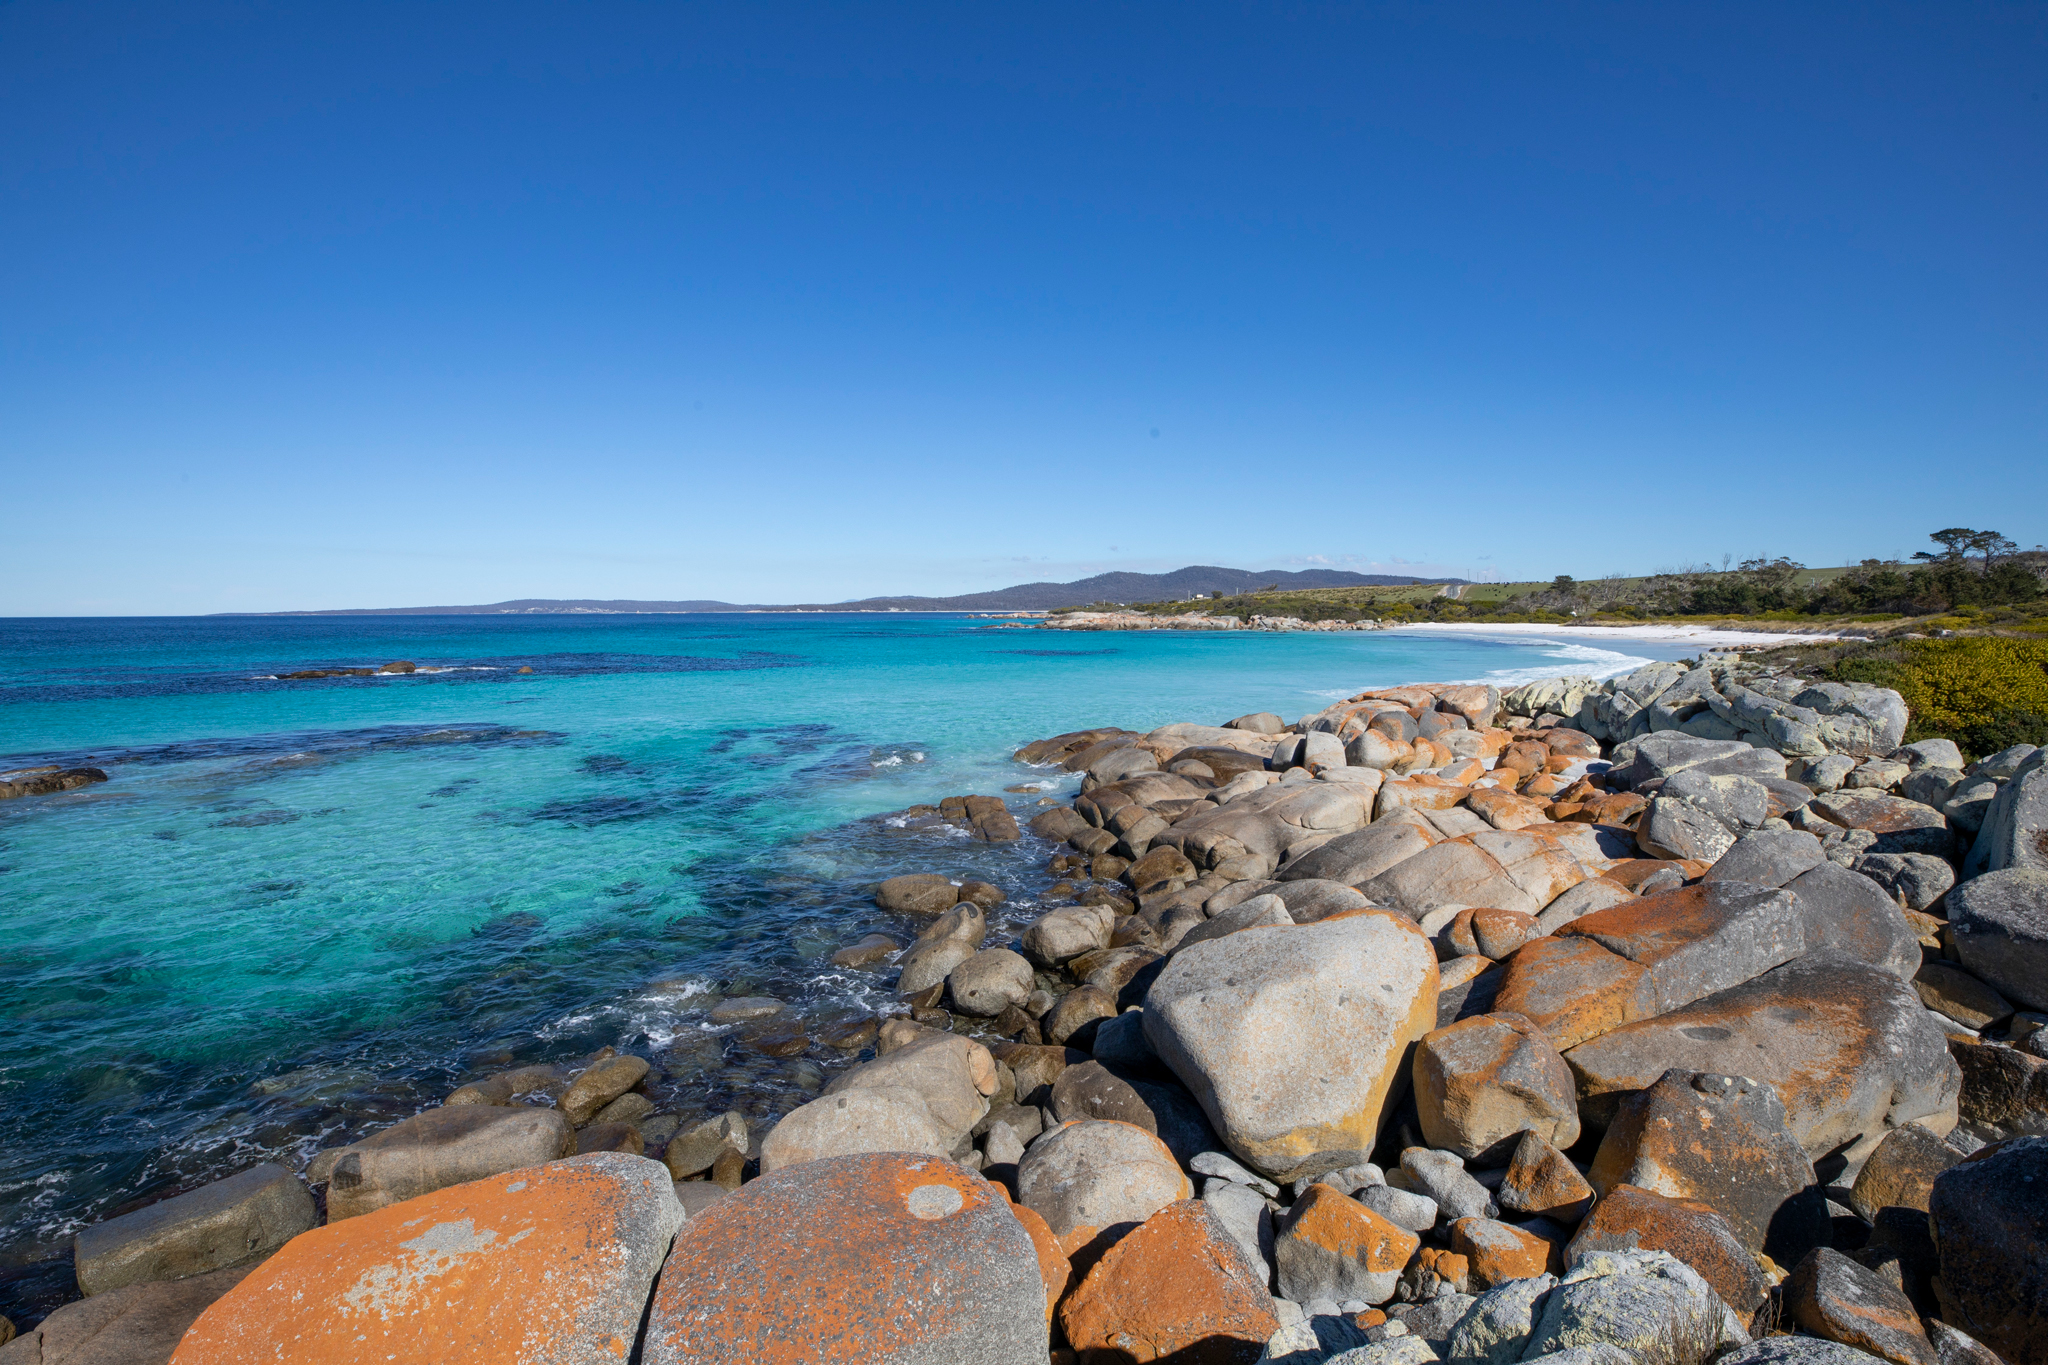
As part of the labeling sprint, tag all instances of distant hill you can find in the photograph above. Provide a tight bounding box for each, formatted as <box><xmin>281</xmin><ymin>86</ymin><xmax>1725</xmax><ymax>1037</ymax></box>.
<box><xmin>225</xmin><ymin>566</ymin><xmax>1455</xmax><ymax>615</ymax></box>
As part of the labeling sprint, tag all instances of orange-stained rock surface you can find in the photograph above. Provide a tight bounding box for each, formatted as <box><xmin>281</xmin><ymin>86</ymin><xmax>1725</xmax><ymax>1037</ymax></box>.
<box><xmin>1467</xmin><ymin>788</ymin><xmax>1552</xmax><ymax>831</ymax></box>
<box><xmin>1497</xmin><ymin>742</ymin><xmax>1550</xmax><ymax>779</ymax></box>
<box><xmin>1005</xmin><ymin>1198</ymin><xmax>1073</xmax><ymax>1321</ymax></box>
<box><xmin>1273</xmin><ymin>1184</ymin><xmax>1420</xmax><ymax>1304</ymax></box>
<box><xmin>1602</xmin><ymin>857</ymin><xmax>1706</xmax><ymax>891</ymax></box>
<box><xmin>1447</xmin><ymin>1216</ymin><xmax>1560</xmax><ymax>1288</ymax></box>
<box><xmin>1490</xmin><ymin>935</ymin><xmax>1655</xmax><ymax>1050</ymax></box>
<box><xmin>1565</xmin><ymin>1184</ymin><xmax>1769</xmax><ymax>1318</ymax></box>
<box><xmin>171</xmin><ymin>1152</ymin><xmax>682</xmax><ymax>1365</ymax></box>
<box><xmin>1057</xmin><ymin>1200</ymin><xmax>1277</xmax><ymax>1364</ymax></box>
<box><xmin>1497</xmin><ymin>1130</ymin><xmax>1594</xmax><ymax>1224</ymax></box>
<box><xmin>645</xmin><ymin>1152</ymin><xmax>1048</xmax><ymax>1365</ymax></box>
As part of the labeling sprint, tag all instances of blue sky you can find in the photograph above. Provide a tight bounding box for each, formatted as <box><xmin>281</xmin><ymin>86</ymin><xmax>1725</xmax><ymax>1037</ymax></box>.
<box><xmin>5</xmin><ymin>2</ymin><xmax>2044</xmax><ymax>613</ymax></box>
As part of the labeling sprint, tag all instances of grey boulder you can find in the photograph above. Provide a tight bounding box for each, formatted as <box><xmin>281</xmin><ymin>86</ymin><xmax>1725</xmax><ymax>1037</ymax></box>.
<box><xmin>1947</xmin><ymin>869</ymin><xmax>2048</xmax><ymax>1012</ymax></box>
<box><xmin>72</xmin><ymin>1164</ymin><xmax>314</xmax><ymax>1297</ymax></box>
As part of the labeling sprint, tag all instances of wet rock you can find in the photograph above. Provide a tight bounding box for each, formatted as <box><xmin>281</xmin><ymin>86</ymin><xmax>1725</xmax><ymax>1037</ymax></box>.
<box><xmin>645</xmin><ymin>1152</ymin><xmax>1045</xmax><ymax>1365</ymax></box>
<box><xmin>1144</xmin><ymin>910</ymin><xmax>1438</xmax><ymax>1180</ymax></box>
<box><xmin>1015</xmin><ymin>1119</ymin><xmax>1191</xmax><ymax>1238</ymax></box>
<box><xmin>948</xmin><ymin>947</ymin><xmax>1036</xmax><ymax>1017</ymax></box>
<box><xmin>1786</xmin><ymin>1248</ymin><xmax>1937</xmax><ymax>1365</ymax></box>
<box><xmin>1946</xmin><ymin>869</ymin><xmax>2048</xmax><ymax>1013</ymax></box>
<box><xmin>320</xmin><ymin>1105</ymin><xmax>576</xmax><ymax>1220</ymax></box>
<box><xmin>1059</xmin><ymin>1199</ymin><xmax>1278</xmax><ymax>1364</ymax></box>
<box><xmin>175</xmin><ymin>1153</ymin><xmax>681</xmax><ymax>1365</ymax></box>
<box><xmin>1564</xmin><ymin>1184</ymin><xmax>1767</xmax><ymax>1319</ymax></box>
<box><xmin>10</xmin><ymin>1264</ymin><xmax>251</xmax><ymax>1365</ymax></box>
<box><xmin>1413</xmin><ymin>1012</ymin><xmax>1579</xmax><ymax>1164</ymax></box>
<box><xmin>899</xmin><ymin>938</ymin><xmax>979</xmax><ymax>997</ymax></box>
<box><xmin>705</xmin><ymin>995</ymin><xmax>786</xmax><ymax>1025</ymax></box>
<box><xmin>559</xmin><ymin>1054</ymin><xmax>652</xmax><ymax>1124</ymax></box>
<box><xmin>73</xmin><ymin>1164</ymin><xmax>314</xmax><ymax>1297</ymax></box>
<box><xmin>874</xmin><ymin>872</ymin><xmax>961</xmax><ymax>915</ymax></box>
<box><xmin>1521</xmin><ymin>1249</ymin><xmax>1736</xmax><ymax>1360</ymax></box>
<box><xmin>1498</xmin><ymin>1131</ymin><xmax>1594</xmax><ymax>1225</ymax></box>
<box><xmin>1275</xmin><ymin>1184</ymin><xmax>1420</xmax><ymax>1306</ymax></box>
<box><xmin>662</xmin><ymin>1111</ymin><xmax>748</xmax><ymax>1180</ymax></box>
<box><xmin>575</xmin><ymin>1121</ymin><xmax>644</xmax><ymax>1155</ymax></box>
<box><xmin>1564</xmin><ymin>951</ymin><xmax>1962</xmax><ymax>1164</ymax></box>
<box><xmin>1587</xmin><ymin>1069</ymin><xmax>1830</xmax><ymax>1267</ymax></box>
<box><xmin>1928</xmin><ymin>1135</ymin><xmax>2048</xmax><ymax>1365</ymax></box>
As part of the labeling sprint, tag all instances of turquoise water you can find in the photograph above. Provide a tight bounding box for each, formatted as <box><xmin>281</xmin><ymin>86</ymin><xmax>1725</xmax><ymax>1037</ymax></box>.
<box><xmin>0</xmin><ymin>613</ymin><xmax>1695</xmax><ymax>1306</ymax></box>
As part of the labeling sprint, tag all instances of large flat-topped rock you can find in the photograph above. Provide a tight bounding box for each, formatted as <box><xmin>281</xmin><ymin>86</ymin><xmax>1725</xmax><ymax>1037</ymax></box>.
<box><xmin>1556</xmin><ymin>882</ymin><xmax>1805</xmax><ymax>1015</ymax></box>
<box><xmin>1564</xmin><ymin>951</ymin><xmax>1961</xmax><ymax>1161</ymax></box>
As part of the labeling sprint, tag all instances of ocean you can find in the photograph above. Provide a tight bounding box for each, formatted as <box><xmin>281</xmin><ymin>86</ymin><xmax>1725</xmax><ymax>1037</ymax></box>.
<box><xmin>0</xmin><ymin>612</ymin><xmax>1701</xmax><ymax>1316</ymax></box>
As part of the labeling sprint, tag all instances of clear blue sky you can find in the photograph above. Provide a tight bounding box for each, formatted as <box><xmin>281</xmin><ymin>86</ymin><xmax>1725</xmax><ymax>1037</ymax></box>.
<box><xmin>5</xmin><ymin>3</ymin><xmax>2044</xmax><ymax>613</ymax></box>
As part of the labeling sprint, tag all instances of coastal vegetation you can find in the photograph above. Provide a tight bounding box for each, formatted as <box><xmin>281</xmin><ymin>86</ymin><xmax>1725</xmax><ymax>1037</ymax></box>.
<box><xmin>1067</xmin><ymin>527</ymin><xmax>2048</xmax><ymax>637</ymax></box>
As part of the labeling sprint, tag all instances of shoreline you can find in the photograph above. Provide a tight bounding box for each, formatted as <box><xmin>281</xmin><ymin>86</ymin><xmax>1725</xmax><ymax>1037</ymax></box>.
<box><xmin>1380</xmin><ymin>621</ymin><xmax>1842</xmax><ymax>647</ymax></box>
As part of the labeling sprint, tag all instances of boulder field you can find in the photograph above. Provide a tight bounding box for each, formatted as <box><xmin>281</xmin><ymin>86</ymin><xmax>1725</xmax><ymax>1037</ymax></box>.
<box><xmin>19</xmin><ymin>654</ymin><xmax>2048</xmax><ymax>1365</ymax></box>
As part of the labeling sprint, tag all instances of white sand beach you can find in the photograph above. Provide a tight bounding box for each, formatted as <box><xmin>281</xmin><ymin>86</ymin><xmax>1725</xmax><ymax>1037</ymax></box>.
<box><xmin>1383</xmin><ymin>621</ymin><xmax>1842</xmax><ymax>647</ymax></box>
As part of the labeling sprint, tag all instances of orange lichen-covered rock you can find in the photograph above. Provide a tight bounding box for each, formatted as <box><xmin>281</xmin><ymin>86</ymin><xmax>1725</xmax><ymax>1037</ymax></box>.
<box><xmin>171</xmin><ymin>1152</ymin><xmax>683</xmax><ymax>1365</ymax></box>
<box><xmin>645</xmin><ymin>1152</ymin><xmax>1048</xmax><ymax>1365</ymax></box>
<box><xmin>1448</xmin><ymin>1216</ymin><xmax>1562</xmax><ymax>1288</ymax></box>
<box><xmin>1499</xmin><ymin>1130</ymin><xmax>1594</xmax><ymax>1224</ymax></box>
<box><xmin>1413</xmin><ymin>1011</ymin><xmax>1579</xmax><ymax>1163</ymax></box>
<box><xmin>1565</xmin><ymin>1183</ymin><xmax>1769</xmax><ymax>1319</ymax></box>
<box><xmin>1497</xmin><ymin>742</ymin><xmax>1550</xmax><ymax>779</ymax></box>
<box><xmin>1273</xmin><ymin>1184</ymin><xmax>1420</xmax><ymax>1304</ymax></box>
<box><xmin>1006</xmin><ymin>1197</ymin><xmax>1073</xmax><ymax>1322</ymax></box>
<box><xmin>1438</xmin><ymin>756</ymin><xmax>1487</xmax><ymax>786</ymax></box>
<box><xmin>1557</xmin><ymin>882</ymin><xmax>1805</xmax><ymax>1015</ymax></box>
<box><xmin>1491</xmin><ymin>934</ymin><xmax>1655</xmax><ymax>1050</ymax></box>
<box><xmin>1467</xmin><ymin>788</ymin><xmax>1552</xmax><ymax>831</ymax></box>
<box><xmin>1435</xmin><ymin>685</ymin><xmax>1502</xmax><ymax>728</ymax></box>
<box><xmin>1375</xmin><ymin>776</ymin><xmax>1474</xmax><ymax>817</ymax></box>
<box><xmin>1058</xmin><ymin>1200</ymin><xmax>1278</xmax><ymax>1364</ymax></box>
<box><xmin>1540</xmin><ymin>729</ymin><xmax>1603</xmax><ymax>761</ymax></box>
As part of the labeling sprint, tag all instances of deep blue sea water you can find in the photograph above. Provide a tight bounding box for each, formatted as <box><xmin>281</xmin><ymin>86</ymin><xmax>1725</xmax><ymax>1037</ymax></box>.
<box><xmin>0</xmin><ymin>613</ymin><xmax>1701</xmax><ymax>1314</ymax></box>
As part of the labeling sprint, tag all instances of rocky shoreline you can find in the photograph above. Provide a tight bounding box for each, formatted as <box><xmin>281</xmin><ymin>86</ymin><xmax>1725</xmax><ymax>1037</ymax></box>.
<box><xmin>7</xmin><ymin>651</ymin><xmax>2045</xmax><ymax>1365</ymax></box>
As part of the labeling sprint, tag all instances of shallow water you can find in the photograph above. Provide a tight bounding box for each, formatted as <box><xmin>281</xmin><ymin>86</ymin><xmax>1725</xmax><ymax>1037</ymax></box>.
<box><xmin>0</xmin><ymin>613</ymin><xmax>1699</xmax><ymax>1314</ymax></box>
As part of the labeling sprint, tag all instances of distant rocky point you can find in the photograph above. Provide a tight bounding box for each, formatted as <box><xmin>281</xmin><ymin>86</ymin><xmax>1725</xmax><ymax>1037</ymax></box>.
<box><xmin>215</xmin><ymin>566</ymin><xmax>1455</xmax><ymax>616</ymax></box>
